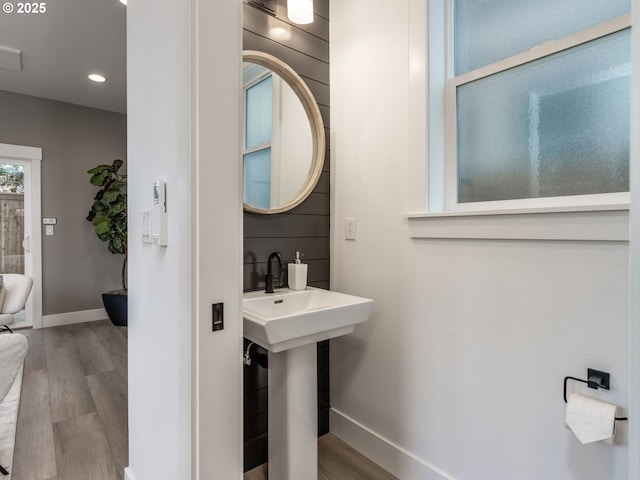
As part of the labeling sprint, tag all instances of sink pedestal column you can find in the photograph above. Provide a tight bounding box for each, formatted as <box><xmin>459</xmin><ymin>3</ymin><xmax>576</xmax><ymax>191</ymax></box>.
<box><xmin>268</xmin><ymin>343</ymin><xmax>318</xmax><ymax>480</ymax></box>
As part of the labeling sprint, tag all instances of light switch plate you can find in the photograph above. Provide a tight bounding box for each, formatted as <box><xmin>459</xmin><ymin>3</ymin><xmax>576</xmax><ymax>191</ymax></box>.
<box><xmin>345</xmin><ymin>218</ymin><xmax>356</xmax><ymax>240</ymax></box>
<box><xmin>141</xmin><ymin>210</ymin><xmax>152</xmax><ymax>244</ymax></box>
<box><xmin>45</xmin><ymin>225</ymin><xmax>54</xmax><ymax>236</ymax></box>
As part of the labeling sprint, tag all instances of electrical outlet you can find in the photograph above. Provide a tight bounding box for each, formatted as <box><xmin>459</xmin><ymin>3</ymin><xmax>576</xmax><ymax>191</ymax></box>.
<box><xmin>345</xmin><ymin>218</ymin><xmax>356</xmax><ymax>240</ymax></box>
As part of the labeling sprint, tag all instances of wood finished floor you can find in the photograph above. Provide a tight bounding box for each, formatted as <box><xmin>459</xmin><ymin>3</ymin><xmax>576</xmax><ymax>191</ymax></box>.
<box><xmin>12</xmin><ymin>321</ymin><xmax>395</xmax><ymax>480</ymax></box>
<box><xmin>244</xmin><ymin>434</ymin><xmax>398</xmax><ymax>480</ymax></box>
<box><xmin>12</xmin><ymin>320</ymin><xmax>128</xmax><ymax>480</ymax></box>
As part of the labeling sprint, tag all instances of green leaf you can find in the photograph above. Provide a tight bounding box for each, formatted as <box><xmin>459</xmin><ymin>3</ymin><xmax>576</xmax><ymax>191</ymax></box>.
<box><xmin>94</xmin><ymin>220</ymin><xmax>111</xmax><ymax>235</ymax></box>
<box><xmin>103</xmin><ymin>190</ymin><xmax>119</xmax><ymax>203</ymax></box>
<box><xmin>112</xmin><ymin>159</ymin><xmax>124</xmax><ymax>171</ymax></box>
<box><xmin>110</xmin><ymin>203</ymin><xmax>124</xmax><ymax>214</ymax></box>
<box><xmin>108</xmin><ymin>181</ymin><xmax>126</xmax><ymax>191</ymax></box>
<box><xmin>87</xmin><ymin>165</ymin><xmax>111</xmax><ymax>175</ymax></box>
<box><xmin>90</xmin><ymin>171</ymin><xmax>108</xmax><ymax>186</ymax></box>
<box><xmin>92</xmin><ymin>214</ymin><xmax>108</xmax><ymax>226</ymax></box>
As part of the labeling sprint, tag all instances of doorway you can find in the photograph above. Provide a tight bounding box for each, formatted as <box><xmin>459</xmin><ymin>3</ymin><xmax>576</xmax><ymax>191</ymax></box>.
<box><xmin>0</xmin><ymin>142</ymin><xmax>42</xmax><ymax>329</ymax></box>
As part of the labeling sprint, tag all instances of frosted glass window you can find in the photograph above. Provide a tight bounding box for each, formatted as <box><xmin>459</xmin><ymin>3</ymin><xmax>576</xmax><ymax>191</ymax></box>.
<box><xmin>245</xmin><ymin>76</ymin><xmax>273</xmax><ymax>149</ymax></box>
<box><xmin>243</xmin><ymin>149</ymin><xmax>272</xmax><ymax>209</ymax></box>
<box><xmin>454</xmin><ymin>0</ymin><xmax>630</xmax><ymax>74</ymax></box>
<box><xmin>457</xmin><ymin>29</ymin><xmax>630</xmax><ymax>204</ymax></box>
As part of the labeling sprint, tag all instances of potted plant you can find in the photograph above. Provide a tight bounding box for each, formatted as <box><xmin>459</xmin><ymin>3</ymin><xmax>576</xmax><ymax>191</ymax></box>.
<box><xmin>86</xmin><ymin>158</ymin><xmax>128</xmax><ymax>326</ymax></box>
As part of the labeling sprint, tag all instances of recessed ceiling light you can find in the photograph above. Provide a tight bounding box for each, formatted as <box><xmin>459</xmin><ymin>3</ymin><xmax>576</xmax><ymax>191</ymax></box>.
<box><xmin>119</xmin><ymin>0</ymin><xmax>127</xmax><ymax>5</ymax></box>
<box><xmin>88</xmin><ymin>73</ymin><xmax>106</xmax><ymax>83</ymax></box>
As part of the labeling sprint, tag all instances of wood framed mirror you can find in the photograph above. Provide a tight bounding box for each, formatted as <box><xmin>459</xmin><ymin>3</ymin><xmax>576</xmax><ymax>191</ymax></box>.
<box><xmin>242</xmin><ymin>50</ymin><xmax>325</xmax><ymax>214</ymax></box>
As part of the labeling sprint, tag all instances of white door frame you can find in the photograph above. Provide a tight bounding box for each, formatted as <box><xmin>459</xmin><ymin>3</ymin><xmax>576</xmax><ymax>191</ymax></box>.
<box><xmin>0</xmin><ymin>142</ymin><xmax>43</xmax><ymax>329</ymax></box>
<box><xmin>629</xmin><ymin>2</ymin><xmax>640</xmax><ymax>476</ymax></box>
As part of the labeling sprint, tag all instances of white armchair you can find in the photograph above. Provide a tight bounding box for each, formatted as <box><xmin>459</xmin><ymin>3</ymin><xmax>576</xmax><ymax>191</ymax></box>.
<box><xmin>0</xmin><ymin>275</ymin><xmax>33</xmax><ymax>333</ymax></box>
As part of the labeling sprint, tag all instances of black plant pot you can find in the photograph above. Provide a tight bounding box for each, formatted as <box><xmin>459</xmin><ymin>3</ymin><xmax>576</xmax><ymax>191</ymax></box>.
<box><xmin>102</xmin><ymin>292</ymin><xmax>128</xmax><ymax>327</ymax></box>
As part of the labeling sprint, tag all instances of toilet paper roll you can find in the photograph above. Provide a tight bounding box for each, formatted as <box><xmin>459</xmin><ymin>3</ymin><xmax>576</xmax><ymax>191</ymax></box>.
<box><xmin>565</xmin><ymin>392</ymin><xmax>617</xmax><ymax>444</ymax></box>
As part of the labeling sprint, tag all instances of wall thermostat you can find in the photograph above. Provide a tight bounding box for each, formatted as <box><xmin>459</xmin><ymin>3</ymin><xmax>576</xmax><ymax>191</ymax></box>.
<box><xmin>152</xmin><ymin>180</ymin><xmax>168</xmax><ymax>246</ymax></box>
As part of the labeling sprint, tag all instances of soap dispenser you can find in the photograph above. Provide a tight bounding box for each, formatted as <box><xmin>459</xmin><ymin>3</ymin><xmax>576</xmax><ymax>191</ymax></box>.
<box><xmin>288</xmin><ymin>251</ymin><xmax>308</xmax><ymax>291</ymax></box>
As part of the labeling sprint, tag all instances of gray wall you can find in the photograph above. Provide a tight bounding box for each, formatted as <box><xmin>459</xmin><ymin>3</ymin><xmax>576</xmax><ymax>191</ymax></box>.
<box><xmin>243</xmin><ymin>0</ymin><xmax>330</xmax><ymax>291</ymax></box>
<box><xmin>0</xmin><ymin>90</ymin><xmax>127</xmax><ymax>315</ymax></box>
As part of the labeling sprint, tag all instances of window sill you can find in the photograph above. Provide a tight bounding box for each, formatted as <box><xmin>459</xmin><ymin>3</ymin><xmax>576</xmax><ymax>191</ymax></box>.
<box><xmin>407</xmin><ymin>204</ymin><xmax>629</xmax><ymax>242</ymax></box>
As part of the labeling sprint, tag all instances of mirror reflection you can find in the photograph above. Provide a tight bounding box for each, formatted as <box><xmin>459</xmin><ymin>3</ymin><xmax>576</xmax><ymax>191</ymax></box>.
<box><xmin>242</xmin><ymin>50</ymin><xmax>325</xmax><ymax>214</ymax></box>
<box><xmin>243</xmin><ymin>62</ymin><xmax>313</xmax><ymax>211</ymax></box>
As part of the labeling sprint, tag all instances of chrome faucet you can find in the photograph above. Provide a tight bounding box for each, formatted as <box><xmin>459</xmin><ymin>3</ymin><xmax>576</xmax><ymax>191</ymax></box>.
<box><xmin>265</xmin><ymin>252</ymin><xmax>283</xmax><ymax>294</ymax></box>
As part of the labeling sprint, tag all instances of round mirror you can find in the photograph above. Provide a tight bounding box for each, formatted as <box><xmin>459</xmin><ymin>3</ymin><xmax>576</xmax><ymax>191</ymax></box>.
<box><xmin>242</xmin><ymin>50</ymin><xmax>325</xmax><ymax>214</ymax></box>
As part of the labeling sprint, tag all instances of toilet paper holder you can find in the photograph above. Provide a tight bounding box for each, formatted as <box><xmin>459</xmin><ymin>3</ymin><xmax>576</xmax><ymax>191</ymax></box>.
<box><xmin>563</xmin><ymin>368</ymin><xmax>628</xmax><ymax>421</ymax></box>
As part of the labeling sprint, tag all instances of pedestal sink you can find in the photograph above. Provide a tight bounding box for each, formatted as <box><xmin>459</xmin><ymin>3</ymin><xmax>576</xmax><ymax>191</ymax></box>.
<box><xmin>243</xmin><ymin>287</ymin><xmax>373</xmax><ymax>480</ymax></box>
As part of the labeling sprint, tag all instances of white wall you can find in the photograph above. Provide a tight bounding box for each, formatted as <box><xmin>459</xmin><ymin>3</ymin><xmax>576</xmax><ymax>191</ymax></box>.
<box><xmin>330</xmin><ymin>1</ymin><xmax>630</xmax><ymax>479</ymax></box>
<box><xmin>276</xmin><ymin>77</ymin><xmax>313</xmax><ymax>204</ymax></box>
<box><xmin>126</xmin><ymin>0</ymin><xmax>192</xmax><ymax>477</ymax></box>
<box><xmin>126</xmin><ymin>0</ymin><xmax>242</xmax><ymax>479</ymax></box>
<box><xmin>192</xmin><ymin>0</ymin><xmax>243</xmax><ymax>478</ymax></box>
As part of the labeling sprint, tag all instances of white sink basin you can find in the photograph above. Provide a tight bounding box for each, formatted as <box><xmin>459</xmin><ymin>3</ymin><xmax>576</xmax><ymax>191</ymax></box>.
<box><xmin>243</xmin><ymin>287</ymin><xmax>373</xmax><ymax>352</ymax></box>
<box><xmin>244</xmin><ymin>287</ymin><xmax>373</xmax><ymax>479</ymax></box>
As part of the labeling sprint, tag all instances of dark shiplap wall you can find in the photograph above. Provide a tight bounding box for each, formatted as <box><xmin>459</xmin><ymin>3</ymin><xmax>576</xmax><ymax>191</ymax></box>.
<box><xmin>242</xmin><ymin>0</ymin><xmax>331</xmax><ymax>472</ymax></box>
<box><xmin>243</xmin><ymin>0</ymin><xmax>330</xmax><ymax>292</ymax></box>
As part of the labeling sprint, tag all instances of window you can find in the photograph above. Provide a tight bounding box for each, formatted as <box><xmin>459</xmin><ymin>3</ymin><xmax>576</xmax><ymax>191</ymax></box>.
<box><xmin>406</xmin><ymin>0</ymin><xmax>632</xmax><ymax>240</ymax></box>
<box><xmin>243</xmin><ymin>68</ymin><xmax>273</xmax><ymax>210</ymax></box>
<box><xmin>449</xmin><ymin>0</ymin><xmax>631</xmax><ymax>210</ymax></box>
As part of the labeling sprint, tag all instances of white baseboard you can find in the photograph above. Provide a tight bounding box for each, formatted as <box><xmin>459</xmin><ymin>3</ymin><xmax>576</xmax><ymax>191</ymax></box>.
<box><xmin>42</xmin><ymin>308</ymin><xmax>109</xmax><ymax>328</ymax></box>
<box><xmin>124</xmin><ymin>467</ymin><xmax>135</xmax><ymax>480</ymax></box>
<box><xmin>330</xmin><ymin>408</ymin><xmax>455</xmax><ymax>480</ymax></box>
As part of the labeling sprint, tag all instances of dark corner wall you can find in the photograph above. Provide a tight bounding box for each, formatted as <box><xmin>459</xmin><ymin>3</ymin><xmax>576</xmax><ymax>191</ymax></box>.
<box><xmin>242</xmin><ymin>0</ymin><xmax>330</xmax><ymax>471</ymax></box>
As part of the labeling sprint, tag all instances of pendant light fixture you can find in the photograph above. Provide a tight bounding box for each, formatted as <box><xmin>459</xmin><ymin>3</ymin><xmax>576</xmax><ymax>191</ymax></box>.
<box><xmin>287</xmin><ymin>0</ymin><xmax>313</xmax><ymax>25</ymax></box>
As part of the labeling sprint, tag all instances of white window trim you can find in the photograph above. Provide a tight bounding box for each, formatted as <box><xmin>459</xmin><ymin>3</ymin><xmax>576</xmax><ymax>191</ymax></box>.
<box><xmin>243</xmin><ymin>70</ymin><xmax>273</xmax><ymax>155</ymax></box>
<box><xmin>407</xmin><ymin>0</ymin><xmax>631</xmax><ymax>242</ymax></box>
